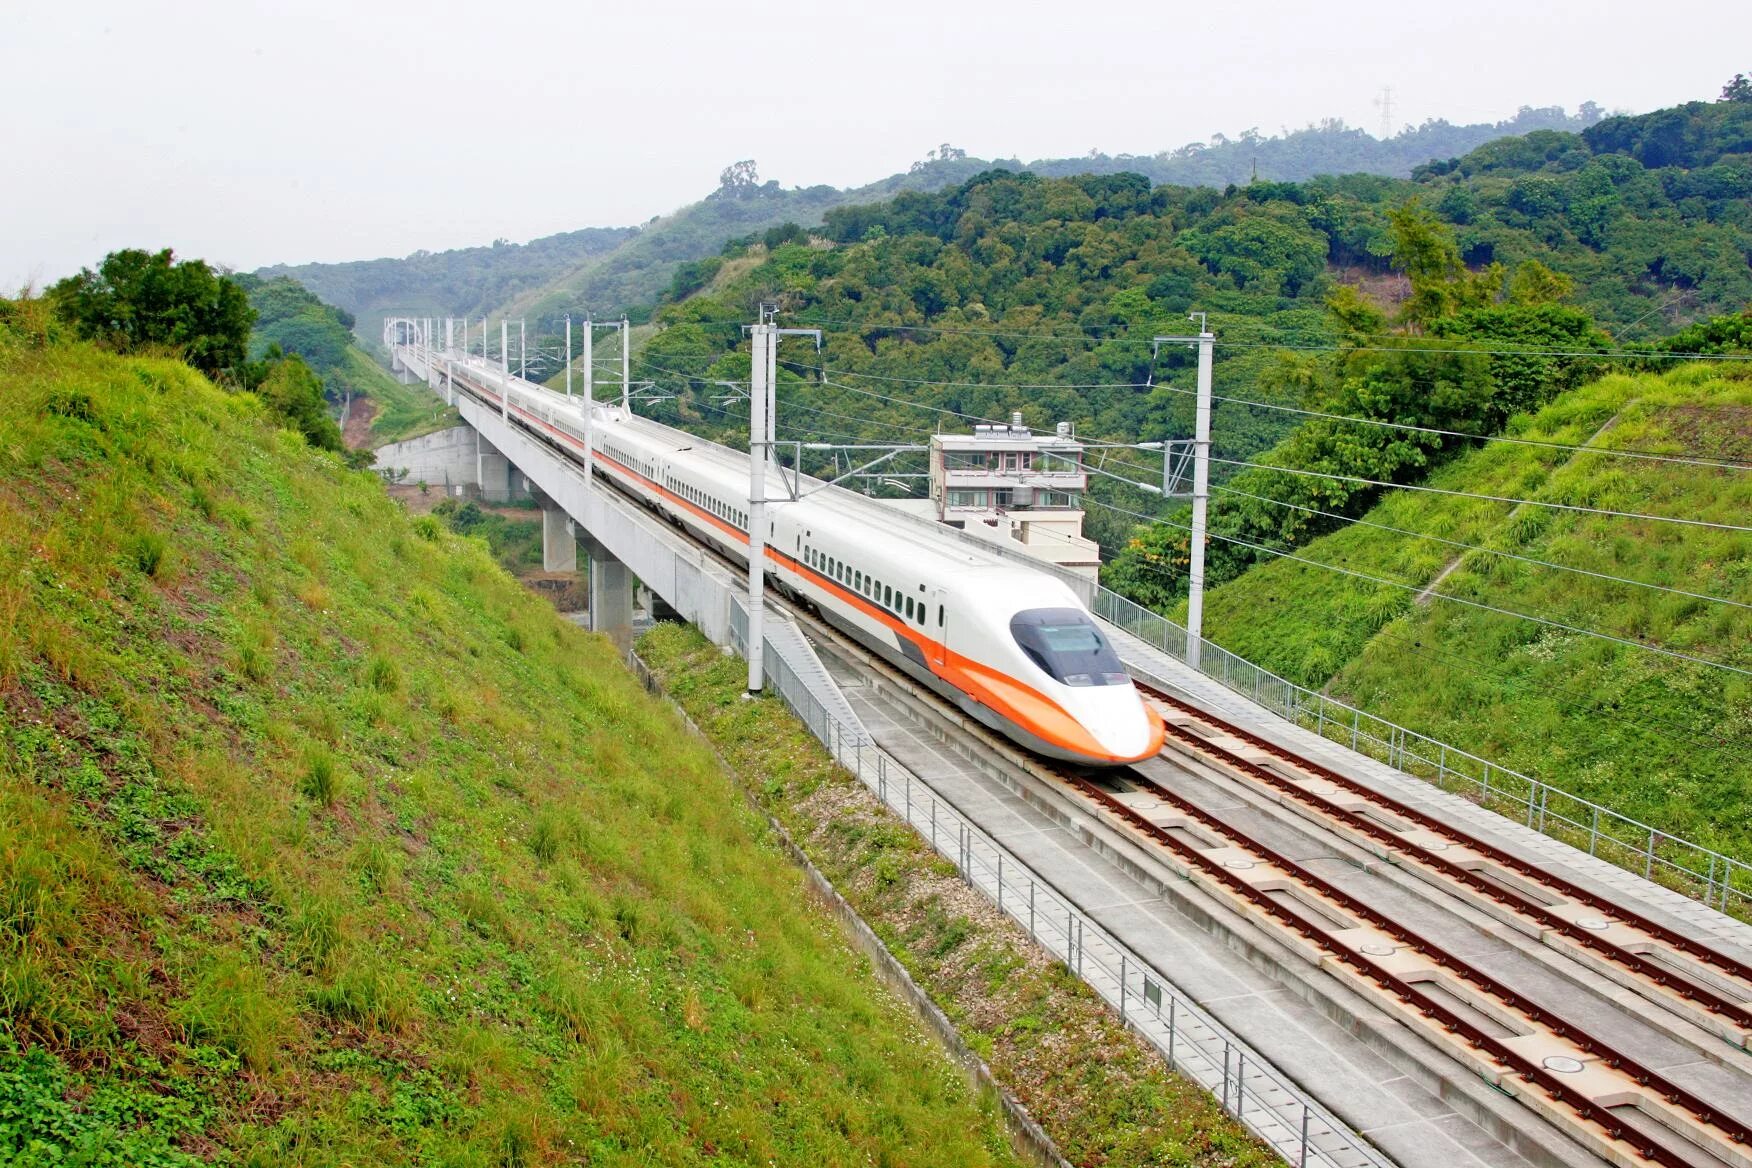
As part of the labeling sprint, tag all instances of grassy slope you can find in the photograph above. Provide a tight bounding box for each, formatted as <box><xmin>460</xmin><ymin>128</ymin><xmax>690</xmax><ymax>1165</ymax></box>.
<box><xmin>637</xmin><ymin>624</ymin><xmax>1273</xmax><ymax>1168</ymax></box>
<box><xmin>1192</xmin><ymin>364</ymin><xmax>1752</xmax><ymax>860</ymax></box>
<box><xmin>0</xmin><ymin>330</ymin><xmax>1022</xmax><ymax>1165</ymax></box>
<box><xmin>344</xmin><ymin>347</ymin><xmax>460</xmax><ymax>447</ymax></box>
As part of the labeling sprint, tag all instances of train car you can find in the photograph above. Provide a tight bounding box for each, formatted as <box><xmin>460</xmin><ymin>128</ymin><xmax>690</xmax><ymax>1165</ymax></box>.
<box><xmin>490</xmin><ymin>374</ymin><xmax>1164</xmax><ymax>767</ymax></box>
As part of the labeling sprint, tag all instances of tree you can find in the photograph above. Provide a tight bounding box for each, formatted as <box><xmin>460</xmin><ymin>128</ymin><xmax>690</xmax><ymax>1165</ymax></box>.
<box><xmin>718</xmin><ymin>160</ymin><xmax>760</xmax><ymax>197</ymax></box>
<box><xmin>49</xmin><ymin>248</ymin><xmax>254</xmax><ymax>376</ymax></box>
<box><xmin>253</xmin><ymin>352</ymin><xmax>343</xmax><ymax>453</ymax></box>
<box><xmin>1724</xmin><ymin>73</ymin><xmax>1752</xmax><ymax>103</ymax></box>
<box><xmin>1386</xmin><ymin>203</ymin><xmax>1498</xmax><ymax>326</ymax></box>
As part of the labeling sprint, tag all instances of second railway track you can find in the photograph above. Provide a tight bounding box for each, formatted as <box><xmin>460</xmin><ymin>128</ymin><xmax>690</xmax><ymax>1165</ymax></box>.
<box><xmin>1135</xmin><ymin>682</ymin><xmax>1752</xmax><ymax>1050</ymax></box>
<box><xmin>1064</xmin><ymin>757</ymin><xmax>1751</xmax><ymax>1168</ymax></box>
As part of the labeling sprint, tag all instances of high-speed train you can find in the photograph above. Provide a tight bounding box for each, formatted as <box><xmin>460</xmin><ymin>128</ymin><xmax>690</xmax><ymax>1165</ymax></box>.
<box><xmin>456</xmin><ymin>361</ymin><xmax>1165</xmax><ymax>767</ymax></box>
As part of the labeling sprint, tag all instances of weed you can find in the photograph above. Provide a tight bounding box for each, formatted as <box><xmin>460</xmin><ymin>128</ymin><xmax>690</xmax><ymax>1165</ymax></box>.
<box><xmin>171</xmin><ymin>955</ymin><xmax>289</xmax><ymax>1073</ymax></box>
<box><xmin>365</xmin><ymin>655</ymin><xmax>400</xmax><ymax>693</ymax></box>
<box><xmin>287</xmin><ymin>894</ymin><xmax>344</xmax><ymax>973</ymax></box>
<box><xmin>301</xmin><ymin>748</ymin><xmax>340</xmax><ymax>807</ymax></box>
<box><xmin>131</xmin><ymin>531</ymin><xmax>169</xmax><ymax>577</ymax></box>
<box><xmin>307</xmin><ymin>954</ymin><xmax>408</xmax><ymax>1033</ymax></box>
<box><xmin>350</xmin><ymin>837</ymin><xmax>400</xmax><ymax>897</ymax></box>
<box><xmin>237</xmin><ymin>642</ymin><xmax>269</xmax><ymax>684</ymax></box>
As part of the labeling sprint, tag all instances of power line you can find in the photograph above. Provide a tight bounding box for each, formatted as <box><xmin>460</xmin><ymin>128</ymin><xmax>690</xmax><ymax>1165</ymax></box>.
<box><xmin>1145</xmin><ymin>383</ymin><xmax>1752</xmax><ymax>472</ymax></box>
<box><xmin>1081</xmin><ymin>495</ymin><xmax>1752</xmax><ymax>680</ymax></box>
<box><xmin>811</xmin><ymin>373</ymin><xmax>1021</xmax><ymax>427</ymax></box>
<box><xmin>784</xmin><ymin>359</ymin><xmax>1145</xmax><ymax>392</ymax></box>
<box><xmin>778</xmin><ymin>314</ymin><xmax>1752</xmax><ymax>363</ymax></box>
<box><xmin>1211</xmin><ymin>457</ymin><xmax>1752</xmax><ymax>534</ymax></box>
<box><xmin>1214</xmin><ymin>339</ymin><xmax>1752</xmax><ymax>363</ymax></box>
<box><xmin>1208</xmin><ymin>481</ymin><xmax>1752</xmax><ymax>612</ymax></box>
<box><xmin>634</xmin><ymin>355</ymin><xmax>934</xmax><ymax>439</ymax></box>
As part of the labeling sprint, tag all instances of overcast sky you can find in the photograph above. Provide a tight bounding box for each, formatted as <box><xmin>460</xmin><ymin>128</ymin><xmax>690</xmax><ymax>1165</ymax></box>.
<box><xmin>3</xmin><ymin>0</ymin><xmax>1746</xmax><ymax>291</ymax></box>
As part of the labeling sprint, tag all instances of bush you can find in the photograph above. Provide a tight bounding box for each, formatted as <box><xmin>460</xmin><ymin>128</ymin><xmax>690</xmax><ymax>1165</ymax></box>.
<box><xmin>48</xmin><ymin>249</ymin><xmax>253</xmax><ymax>377</ymax></box>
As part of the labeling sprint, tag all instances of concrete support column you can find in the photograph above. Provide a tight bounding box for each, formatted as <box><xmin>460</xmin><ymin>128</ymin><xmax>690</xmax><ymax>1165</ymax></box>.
<box><xmin>585</xmin><ymin>537</ymin><xmax>634</xmax><ymax>655</ymax></box>
<box><xmin>475</xmin><ymin>430</ymin><xmax>510</xmax><ymax>501</ymax></box>
<box><xmin>541</xmin><ymin>506</ymin><xmax>577</xmax><ymax>573</ymax></box>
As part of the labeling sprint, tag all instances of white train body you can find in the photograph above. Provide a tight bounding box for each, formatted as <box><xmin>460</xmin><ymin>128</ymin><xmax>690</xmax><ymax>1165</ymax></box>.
<box><xmin>480</xmin><ymin>372</ymin><xmax>1164</xmax><ymax>767</ymax></box>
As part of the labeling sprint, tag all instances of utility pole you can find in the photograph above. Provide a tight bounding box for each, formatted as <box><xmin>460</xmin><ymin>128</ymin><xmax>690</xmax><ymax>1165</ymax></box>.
<box><xmin>582</xmin><ymin>318</ymin><xmax>594</xmax><ymax>485</ymax></box>
<box><xmin>564</xmin><ymin>315</ymin><xmax>572</xmax><ymax>397</ymax></box>
<box><xmin>499</xmin><ymin>319</ymin><xmax>509</xmax><ymax>420</ymax></box>
<box><xmin>461</xmin><ymin>316</ymin><xmax>468</xmax><ymax>357</ymax></box>
<box><xmin>746</xmin><ymin>319</ymin><xmax>771</xmax><ymax>694</ymax></box>
<box><xmin>743</xmin><ymin>304</ymin><xmax>822</xmax><ymax>695</ymax></box>
<box><xmin>519</xmin><ymin>319</ymin><xmax>526</xmax><ymax>382</ymax></box>
<box><xmin>1154</xmin><ymin>314</ymin><xmax>1215</xmax><ymax>671</ymax></box>
<box><xmin>481</xmin><ymin>317</ymin><xmax>488</xmax><ymax>359</ymax></box>
<box><xmin>620</xmin><ymin>316</ymin><xmax>631</xmax><ymax>410</ymax></box>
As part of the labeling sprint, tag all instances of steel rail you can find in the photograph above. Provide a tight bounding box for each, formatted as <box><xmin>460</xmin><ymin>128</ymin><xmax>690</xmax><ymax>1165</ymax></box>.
<box><xmin>1142</xmin><ymin>683</ymin><xmax>1752</xmax><ymax>994</ymax></box>
<box><xmin>1148</xmin><ymin>698</ymin><xmax>1752</xmax><ymax>1034</ymax></box>
<box><xmin>1057</xmin><ymin>763</ymin><xmax>1747</xmax><ymax>1166</ymax></box>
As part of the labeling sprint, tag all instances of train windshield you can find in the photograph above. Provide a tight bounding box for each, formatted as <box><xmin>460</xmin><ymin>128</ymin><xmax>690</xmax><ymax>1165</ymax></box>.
<box><xmin>1010</xmin><ymin>609</ymin><xmax>1130</xmax><ymax>687</ymax></box>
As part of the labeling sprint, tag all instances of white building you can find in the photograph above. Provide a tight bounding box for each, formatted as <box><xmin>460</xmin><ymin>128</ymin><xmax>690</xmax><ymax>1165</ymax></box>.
<box><xmin>883</xmin><ymin>412</ymin><xmax>1102</xmax><ymax>579</ymax></box>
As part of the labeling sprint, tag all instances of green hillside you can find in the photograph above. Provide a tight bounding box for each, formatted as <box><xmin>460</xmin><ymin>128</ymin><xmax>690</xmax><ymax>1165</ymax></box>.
<box><xmin>239</xmin><ymin>274</ymin><xmax>458</xmax><ymax>447</ymax></box>
<box><xmin>1185</xmin><ymin>363</ymin><xmax>1752</xmax><ymax>861</ymax></box>
<box><xmin>0</xmin><ymin>305</ymin><xmax>1025</xmax><ymax>1165</ymax></box>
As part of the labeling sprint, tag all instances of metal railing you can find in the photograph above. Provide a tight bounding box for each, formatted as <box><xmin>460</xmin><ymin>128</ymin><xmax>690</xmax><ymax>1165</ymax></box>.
<box><xmin>1091</xmin><ymin>586</ymin><xmax>1750</xmax><ymax>919</ymax></box>
<box><xmin>701</xmin><ymin>618</ymin><xmax>1389</xmax><ymax>1168</ymax></box>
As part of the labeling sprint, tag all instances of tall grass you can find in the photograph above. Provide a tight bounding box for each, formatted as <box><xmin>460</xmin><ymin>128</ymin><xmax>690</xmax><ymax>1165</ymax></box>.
<box><xmin>0</xmin><ymin>322</ymin><xmax>1021</xmax><ymax>1165</ymax></box>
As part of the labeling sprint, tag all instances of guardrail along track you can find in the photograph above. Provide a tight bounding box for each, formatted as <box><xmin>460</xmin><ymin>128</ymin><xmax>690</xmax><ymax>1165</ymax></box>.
<box><xmin>1136</xmin><ymin>683</ymin><xmax>1752</xmax><ymax>1043</ymax></box>
<box><xmin>1053</xmin><ymin>757</ymin><xmax>1752</xmax><ymax>1168</ymax></box>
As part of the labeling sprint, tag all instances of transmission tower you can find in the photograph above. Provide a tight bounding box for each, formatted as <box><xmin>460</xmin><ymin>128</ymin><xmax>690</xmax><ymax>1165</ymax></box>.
<box><xmin>1372</xmin><ymin>86</ymin><xmax>1394</xmax><ymax>140</ymax></box>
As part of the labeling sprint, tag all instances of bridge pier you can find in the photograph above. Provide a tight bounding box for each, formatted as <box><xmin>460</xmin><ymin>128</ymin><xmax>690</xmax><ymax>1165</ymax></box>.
<box><xmin>585</xmin><ymin>536</ymin><xmax>634</xmax><ymax>655</ymax></box>
<box><xmin>476</xmin><ymin>430</ymin><xmax>511</xmax><ymax>501</ymax></box>
<box><xmin>540</xmin><ymin>499</ymin><xmax>578</xmax><ymax>573</ymax></box>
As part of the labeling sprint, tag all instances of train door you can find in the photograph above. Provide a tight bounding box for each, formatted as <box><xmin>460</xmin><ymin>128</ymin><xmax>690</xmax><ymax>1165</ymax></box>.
<box><xmin>927</xmin><ymin>586</ymin><xmax>948</xmax><ymax>667</ymax></box>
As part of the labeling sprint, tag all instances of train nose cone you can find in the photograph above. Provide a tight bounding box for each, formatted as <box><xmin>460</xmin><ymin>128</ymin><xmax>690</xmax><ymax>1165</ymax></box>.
<box><xmin>1079</xmin><ymin>687</ymin><xmax>1166</xmax><ymax>763</ymax></box>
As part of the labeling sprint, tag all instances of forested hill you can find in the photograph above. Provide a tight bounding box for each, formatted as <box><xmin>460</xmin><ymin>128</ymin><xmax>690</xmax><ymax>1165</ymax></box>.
<box><xmin>257</xmin><ymin>225</ymin><xmax>634</xmax><ymax>351</ymax></box>
<box><xmin>619</xmin><ymin>91</ymin><xmax>1749</xmax><ymax>559</ymax></box>
<box><xmin>260</xmin><ymin>104</ymin><xmax>1600</xmax><ymax>333</ymax></box>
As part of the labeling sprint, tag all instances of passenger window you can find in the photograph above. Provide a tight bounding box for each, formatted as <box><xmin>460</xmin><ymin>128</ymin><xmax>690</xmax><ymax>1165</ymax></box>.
<box><xmin>883</xmin><ymin>585</ymin><xmax>892</xmax><ymax>609</ymax></box>
<box><xmin>905</xmin><ymin>597</ymin><xmax>915</xmax><ymax>620</ymax></box>
<box><xmin>854</xmin><ymin>571</ymin><xmax>862</xmax><ymax>589</ymax></box>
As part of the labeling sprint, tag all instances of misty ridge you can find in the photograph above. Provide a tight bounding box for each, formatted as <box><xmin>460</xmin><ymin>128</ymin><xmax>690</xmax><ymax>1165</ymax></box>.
<box><xmin>261</xmin><ymin>103</ymin><xmax>1602</xmax><ymax>334</ymax></box>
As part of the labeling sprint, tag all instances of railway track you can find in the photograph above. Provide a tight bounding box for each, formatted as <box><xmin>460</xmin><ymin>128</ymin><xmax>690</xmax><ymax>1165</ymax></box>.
<box><xmin>1031</xmin><ymin>686</ymin><xmax>1752</xmax><ymax>1168</ymax></box>
<box><xmin>1135</xmin><ymin>682</ymin><xmax>1752</xmax><ymax>1049</ymax></box>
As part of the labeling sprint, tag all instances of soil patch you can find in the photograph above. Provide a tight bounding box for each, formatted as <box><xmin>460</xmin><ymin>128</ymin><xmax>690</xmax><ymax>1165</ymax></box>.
<box><xmin>342</xmin><ymin>396</ymin><xmax>378</xmax><ymax>451</ymax></box>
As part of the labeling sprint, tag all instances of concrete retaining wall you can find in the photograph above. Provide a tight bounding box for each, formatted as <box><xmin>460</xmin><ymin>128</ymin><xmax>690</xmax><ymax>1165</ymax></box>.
<box><xmin>372</xmin><ymin>425</ymin><xmax>481</xmax><ymax>490</ymax></box>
